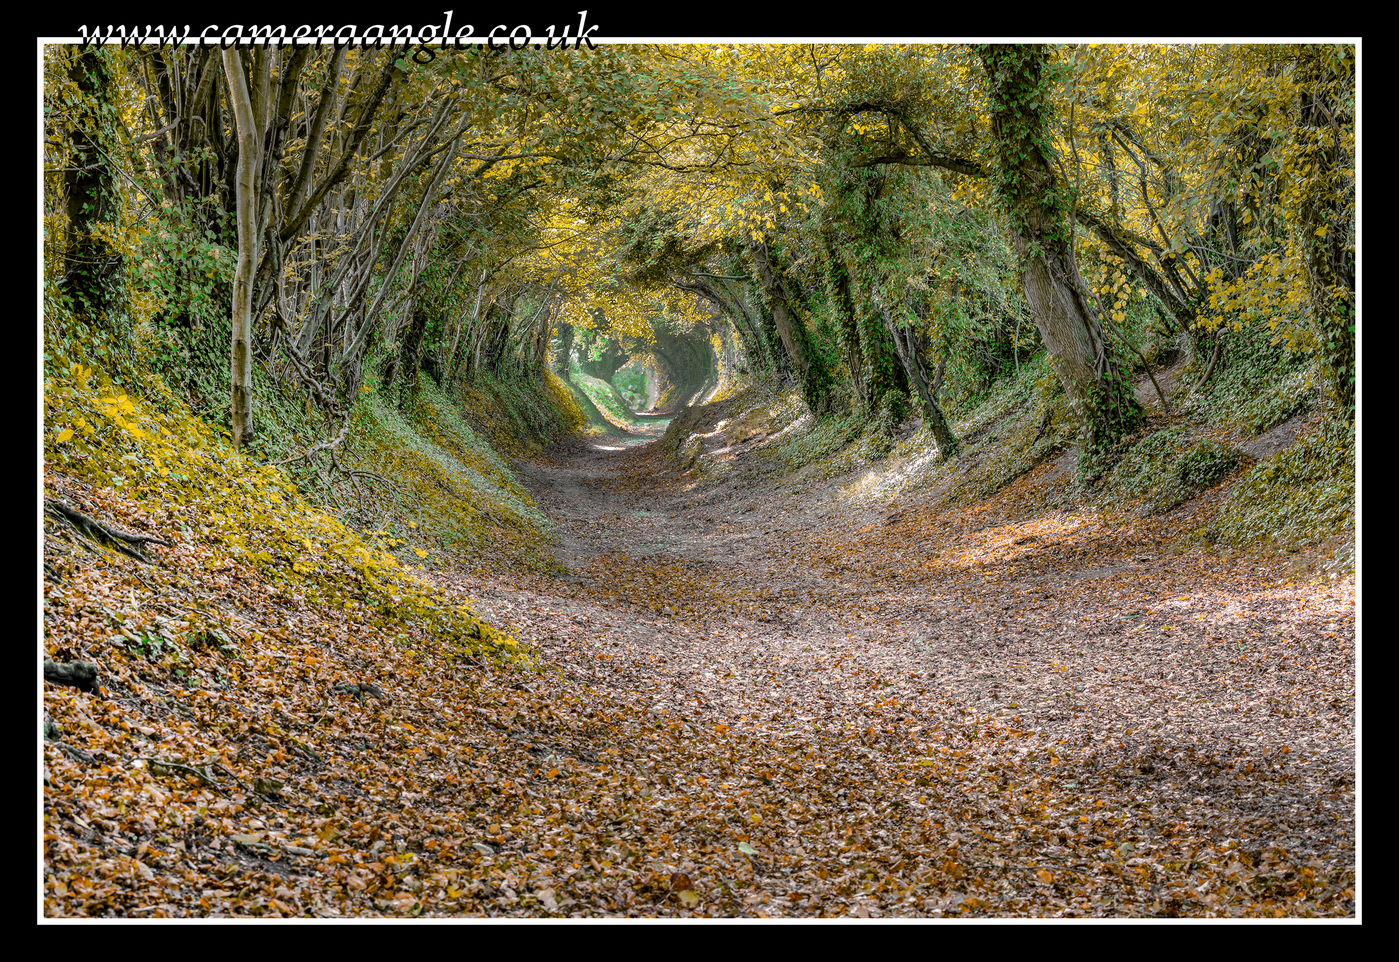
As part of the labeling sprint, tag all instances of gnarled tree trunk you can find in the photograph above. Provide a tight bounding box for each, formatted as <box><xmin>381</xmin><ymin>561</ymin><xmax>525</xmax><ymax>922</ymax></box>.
<box><xmin>978</xmin><ymin>44</ymin><xmax>1140</xmax><ymax>470</ymax></box>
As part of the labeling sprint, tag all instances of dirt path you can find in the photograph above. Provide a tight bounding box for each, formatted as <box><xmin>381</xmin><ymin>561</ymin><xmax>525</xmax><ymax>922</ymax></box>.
<box><xmin>426</xmin><ymin>415</ymin><xmax>1355</xmax><ymax>914</ymax></box>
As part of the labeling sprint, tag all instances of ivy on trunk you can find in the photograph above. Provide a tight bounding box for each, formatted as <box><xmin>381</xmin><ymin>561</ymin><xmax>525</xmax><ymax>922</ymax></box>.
<box><xmin>977</xmin><ymin>44</ymin><xmax>1140</xmax><ymax>472</ymax></box>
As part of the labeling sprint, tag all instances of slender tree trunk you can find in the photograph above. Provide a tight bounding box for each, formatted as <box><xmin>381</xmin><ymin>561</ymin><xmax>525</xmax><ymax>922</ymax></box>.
<box><xmin>883</xmin><ymin>309</ymin><xmax>958</xmax><ymax>458</ymax></box>
<box><xmin>553</xmin><ymin>320</ymin><xmax>575</xmax><ymax>377</ymax></box>
<box><xmin>393</xmin><ymin>307</ymin><xmax>432</xmax><ymax>405</ymax></box>
<box><xmin>448</xmin><ymin>270</ymin><xmax>490</xmax><ymax>387</ymax></box>
<box><xmin>855</xmin><ymin>296</ymin><xmax>909</xmax><ymax>425</ymax></box>
<box><xmin>748</xmin><ymin>240</ymin><xmax>833</xmax><ymax>414</ymax></box>
<box><xmin>341</xmin><ymin>119</ymin><xmax>464</xmax><ymax>384</ymax></box>
<box><xmin>222</xmin><ymin>49</ymin><xmax>268</xmax><ymax>450</ymax></box>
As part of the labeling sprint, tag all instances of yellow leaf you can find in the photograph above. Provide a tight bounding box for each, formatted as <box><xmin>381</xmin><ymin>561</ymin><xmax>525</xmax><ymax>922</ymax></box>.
<box><xmin>56</xmin><ymin>428</ymin><xmax>73</xmax><ymax>442</ymax></box>
<box><xmin>414</xmin><ymin>548</ymin><xmax>428</xmax><ymax>558</ymax></box>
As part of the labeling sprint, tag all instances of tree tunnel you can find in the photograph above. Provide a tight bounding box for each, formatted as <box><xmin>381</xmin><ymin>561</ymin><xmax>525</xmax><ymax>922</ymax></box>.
<box><xmin>556</xmin><ymin>316</ymin><xmax>720</xmax><ymax>420</ymax></box>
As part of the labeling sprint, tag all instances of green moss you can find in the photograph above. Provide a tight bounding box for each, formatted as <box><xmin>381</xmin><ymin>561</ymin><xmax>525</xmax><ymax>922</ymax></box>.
<box><xmin>457</xmin><ymin>370</ymin><xmax>586</xmax><ymax>457</ymax></box>
<box><xmin>612</xmin><ymin>361</ymin><xmax>651</xmax><ymax>410</ymax></box>
<box><xmin>931</xmin><ymin>353</ymin><xmax>1075</xmax><ymax>505</ymax></box>
<box><xmin>1212</xmin><ymin>417</ymin><xmax>1354</xmax><ymax>550</ymax></box>
<box><xmin>568</xmin><ymin>370</ymin><xmax>638</xmax><ymax>429</ymax></box>
<box><xmin>1094</xmin><ymin>427</ymin><xmax>1244</xmax><ymax>516</ymax></box>
<box><xmin>341</xmin><ymin>374</ymin><xmax>566</xmax><ymax>571</ymax></box>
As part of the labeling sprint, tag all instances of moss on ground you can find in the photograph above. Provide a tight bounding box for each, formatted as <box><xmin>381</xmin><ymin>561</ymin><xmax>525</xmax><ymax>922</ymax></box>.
<box><xmin>340</xmin><ymin>379</ymin><xmax>558</xmax><ymax>572</ymax></box>
<box><xmin>567</xmin><ymin>370</ymin><xmax>638</xmax><ymax>430</ymax></box>
<box><xmin>43</xmin><ymin>354</ymin><xmax>526</xmax><ymax>670</ymax></box>
<box><xmin>1211</xmin><ymin>417</ymin><xmax>1355</xmax><ymax>553</ymax></box>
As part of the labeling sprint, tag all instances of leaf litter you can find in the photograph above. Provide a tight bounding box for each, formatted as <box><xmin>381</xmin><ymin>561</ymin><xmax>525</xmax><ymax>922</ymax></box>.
<box><xmin>43</xmin><ymin>396</ymin><xmax>1355</xmax><ymax>919</ymax></box>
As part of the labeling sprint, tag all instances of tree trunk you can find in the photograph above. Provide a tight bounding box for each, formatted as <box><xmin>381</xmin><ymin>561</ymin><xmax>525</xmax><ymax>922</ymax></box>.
<box><xmin>553</xmin><ymin>321</ymin><xmax>575</xmax><ymax>377</ymax></box>
<box><xmin>821</xmin><ymin>241</ymin><xmax>869</xmax><ymax>411</ymax></box>
<box><xmin>340</xmin><ymin>115</ymin><xmax>466</xmax><ymax>389</ymax></box>
<box><xmin>884</xmin><ymin>309</ymin><xmax>958</xmax><ymax>459</ymax></box>
<box><xmin>978</xmin><ymin>44</ymin><xmax>1139</xmax><ymax>469</ymax></box>
<box><xmin>748</xmin><ymin>240</ymin><xmax>833</xmax><ymax>414</ymax></box>
<box><xmin>448</xmin><ymin>270</ymin><xmax>490</xmax><ymax>387</ymax></box>
<box><xmin>222</xmin><ymin>49</ymin><xmax>269</xmax><ymax>450</ymax></box>
<box><xmin>393</xmin><ymin>307</ymin><xmax>432</xmax><ymax>406</ymax></box>
<box><xmin>1292</xmin><ymin>45</ymin><xmax>1355</xmax><ymax>420</ymax></box>
<box><xmin>62</xmin><ymin>50</ymin><xmax>124</xmax><ymax>323</ymax></box>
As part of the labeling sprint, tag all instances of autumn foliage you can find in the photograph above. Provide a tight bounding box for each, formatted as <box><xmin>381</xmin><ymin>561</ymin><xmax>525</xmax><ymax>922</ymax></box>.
<box><xmin>43</xmin><ymin>40</ymin><xmax>1354</xmax><ymax>919</ymax></box>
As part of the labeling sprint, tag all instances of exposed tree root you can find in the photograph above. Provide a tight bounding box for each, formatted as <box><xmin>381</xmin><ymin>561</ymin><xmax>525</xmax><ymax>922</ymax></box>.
<box><xmin>44</xmin><ymin>498</ymin><xmax>170</xmax><ymax>564</ymax></box>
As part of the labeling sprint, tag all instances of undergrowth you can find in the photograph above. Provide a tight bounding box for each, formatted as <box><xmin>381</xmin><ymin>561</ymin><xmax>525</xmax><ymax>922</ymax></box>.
<box><xmin>666</xmin><ymin>333</ymin><xmax>1351</xmax><ymax>561</ymax></box>
<box><xmin>339</xmin><ymin>378</ymin><xmax>557</xmax><ymax>572</ymax></box>
<box><xmin>456</xmin><ymin>370</ymin><xmax>587</xmax><ymax>458</ymax></box>
<box><xmin>940</xmin><ymin>353</ymin><xmax>1075</xmax><ymax>507</ymax></box>
<box><xmin>1180</xmin><ymin>321</ymin><xmax>1320</xmax><ymax>435</ymax></box>
<box><xmin>1210</xmin><ymin>417</ymin><xmax>1355</xmax><ymax>553</ymax></box>
<box><xmin>566</xmin><ymin>370</ymin><xmax>638</xmax><ymax>430</ymax></box>
<box><xmin>43</xmin><ymin>352</ymin><xmax>526</xmax><ymax>669</ymax></box>
<box><xmin>1093</xmin><ymin>427</ymin><xmax>1242</xmax><ymax>517</ymax></box>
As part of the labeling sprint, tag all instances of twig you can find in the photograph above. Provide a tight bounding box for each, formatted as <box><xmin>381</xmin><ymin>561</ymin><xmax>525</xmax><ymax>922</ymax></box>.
<box><xmin>211</xmin><ymin>762</ymin><xmax>250</xmax><ymax>794</ymax></box>
<box><xmin>140</xmin><ymin>757</ymin><xmax>231</xmax><ymax>797</ymax></box>
<box><xmin>269</xmin><ymin>416</ymin><xmax>351</xmax><ymax>468</ymax></box>
<box><xmin>1194</xmin><ymin>338</ymin><xmax>1221</xmax><ymax>390</ymax></box>
<box><xmin>329</xmin><ymin>448</ymin><xmax>395</xmax><ymax>488</ymax></box>
<box><xmin>45</xmin><ymin>738</ymin><xmax>98</xmax><ymax>765</ymax></box>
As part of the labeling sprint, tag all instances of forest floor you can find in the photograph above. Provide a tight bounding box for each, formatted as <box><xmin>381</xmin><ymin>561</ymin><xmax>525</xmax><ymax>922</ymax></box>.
<box><xmin>42</xmin><ymin>391</ymin><xmax>1357</xmax><ymax>920</ymax></box>
<box><xmin>434</xmin><ymin>402</ymin><xmax>1358</xmax><ymax>918</ymax></box>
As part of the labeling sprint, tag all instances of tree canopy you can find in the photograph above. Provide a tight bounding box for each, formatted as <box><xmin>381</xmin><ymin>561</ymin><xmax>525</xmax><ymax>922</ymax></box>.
<box><xmin>45</xmin><ymin>41</ymin><xmax>1355</xmax><ymax>472</ymax></box>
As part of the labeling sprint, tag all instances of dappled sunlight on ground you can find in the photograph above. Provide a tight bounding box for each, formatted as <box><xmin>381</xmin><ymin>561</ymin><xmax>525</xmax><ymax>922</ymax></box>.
<box><xmin>839</xmin><ymin>436</ymin><xmax>951</xmax><ymax>506</ymax></box>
